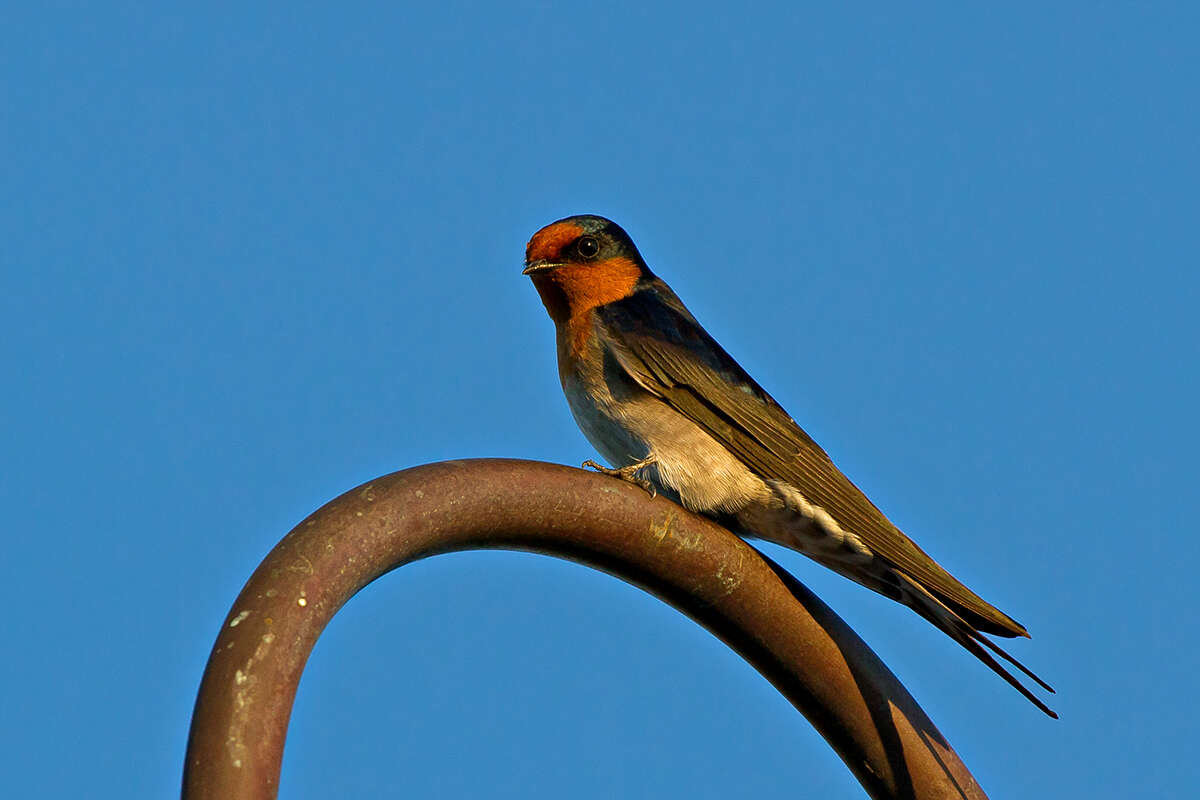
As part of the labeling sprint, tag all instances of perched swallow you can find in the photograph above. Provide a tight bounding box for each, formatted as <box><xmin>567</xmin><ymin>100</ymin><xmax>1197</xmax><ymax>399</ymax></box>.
<box><xmin>523</xmin><ymin>214</ymin><xmax>1055</xmax><ymax>717</ymax></box>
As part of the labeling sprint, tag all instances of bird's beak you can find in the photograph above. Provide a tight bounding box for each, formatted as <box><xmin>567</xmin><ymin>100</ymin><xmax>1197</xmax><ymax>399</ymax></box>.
<box><xmin>522</xmin><ymin>260</ymin><xmax>562</xmax><ymax>275</ymax></box>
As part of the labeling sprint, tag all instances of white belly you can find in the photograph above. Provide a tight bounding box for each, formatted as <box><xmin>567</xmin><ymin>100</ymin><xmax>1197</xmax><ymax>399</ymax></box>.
<box><xmin>562</xmin><ymin>370</ymin><xmax>769</xmax><ymax>515</ymax></box>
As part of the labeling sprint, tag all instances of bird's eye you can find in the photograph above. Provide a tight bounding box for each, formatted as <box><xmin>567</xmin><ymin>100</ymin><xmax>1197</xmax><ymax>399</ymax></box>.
<box><xmin>575</xmin><ymin>236</ymin><xmax>601</xmax><ymax>259</ymax></box>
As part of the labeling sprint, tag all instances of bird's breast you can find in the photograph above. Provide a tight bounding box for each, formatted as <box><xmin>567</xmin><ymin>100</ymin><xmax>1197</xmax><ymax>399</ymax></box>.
<box><xmin>558</xmin><ymin>322</ymin><xmax>770</xmax><ymax>515</ymax></box>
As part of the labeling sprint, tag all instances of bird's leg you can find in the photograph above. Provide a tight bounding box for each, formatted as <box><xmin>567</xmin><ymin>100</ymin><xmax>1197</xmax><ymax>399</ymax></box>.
<box><xmin>582</xmin><ymin>455</ymin><xmax>658</xmax><ymax>498</ymax></box>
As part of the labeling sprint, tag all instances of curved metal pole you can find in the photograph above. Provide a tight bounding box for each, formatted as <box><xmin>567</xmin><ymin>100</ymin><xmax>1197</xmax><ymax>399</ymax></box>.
<box><xmin>183</xmin><ymin>459</ymin><xmax>987</xmax><ymax>800</ymax></box>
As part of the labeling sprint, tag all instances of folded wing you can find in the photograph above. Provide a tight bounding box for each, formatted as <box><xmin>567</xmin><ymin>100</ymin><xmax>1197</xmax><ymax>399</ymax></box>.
<box><xmin>594</xmin><ymin>284</ymin><xmax>1028</xmax><ymax>639</ymax></box>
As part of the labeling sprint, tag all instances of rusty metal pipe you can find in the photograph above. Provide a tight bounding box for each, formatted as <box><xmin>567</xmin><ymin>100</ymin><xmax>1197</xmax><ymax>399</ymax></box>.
<box><xmin>182</xmin><ymin>458</ymin><xmax>987</xmax><ymax>799</ymax></box>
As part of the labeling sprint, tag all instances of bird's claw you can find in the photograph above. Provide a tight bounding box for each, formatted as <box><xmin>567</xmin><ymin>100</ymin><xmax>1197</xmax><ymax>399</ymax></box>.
<box><xmin>582</xmin><ymin>459</ymin><xmax>657</xmax><ymax>498</ymax></box>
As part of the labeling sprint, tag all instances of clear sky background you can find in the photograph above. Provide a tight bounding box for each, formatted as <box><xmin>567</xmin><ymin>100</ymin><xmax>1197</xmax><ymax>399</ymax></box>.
<box><xmin>3</xmin><ymin>3</ymin><xmax>1197</xmax><ymax>798</ymax></box>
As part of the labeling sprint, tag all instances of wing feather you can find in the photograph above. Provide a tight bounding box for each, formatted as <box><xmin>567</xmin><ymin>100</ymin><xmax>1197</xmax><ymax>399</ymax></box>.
<box><xmin>596</xmin><ymin>284</ymin><xmax>1027</xmax><ymax>638</ymax></box>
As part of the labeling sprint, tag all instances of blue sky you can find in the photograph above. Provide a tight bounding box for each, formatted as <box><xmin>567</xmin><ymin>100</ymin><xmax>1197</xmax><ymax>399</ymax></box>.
<box><xmin>3</xmin><ymin>3</ymin><xmax>1197</xmax><ymax>797</ymax></box>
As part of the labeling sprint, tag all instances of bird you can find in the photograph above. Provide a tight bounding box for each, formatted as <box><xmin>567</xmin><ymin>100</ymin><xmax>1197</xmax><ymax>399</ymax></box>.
<box><xmin>523</xmin><ymin>213</ymin><xmax>1056</xmax><ymax>718</ymax></box>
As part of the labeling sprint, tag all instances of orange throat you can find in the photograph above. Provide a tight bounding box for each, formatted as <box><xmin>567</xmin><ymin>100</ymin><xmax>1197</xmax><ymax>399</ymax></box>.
<box><xmin>530</xmin><ymin>256</ymin><xmax>642</xmax><ymax>356</ymax></box>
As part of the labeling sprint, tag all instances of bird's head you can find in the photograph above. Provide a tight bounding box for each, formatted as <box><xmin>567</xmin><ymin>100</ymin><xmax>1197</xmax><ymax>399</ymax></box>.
<box><xmin>523</xmin><ymin>215</ymin><xmax>652</xmax><ymax>325</ymax></box>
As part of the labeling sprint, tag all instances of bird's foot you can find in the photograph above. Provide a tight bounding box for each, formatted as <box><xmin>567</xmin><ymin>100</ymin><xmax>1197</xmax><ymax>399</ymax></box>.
<box><xmin>582</xmin><ymin>457</ymin><xmax>658</xmax><ymax>498</ymax></box>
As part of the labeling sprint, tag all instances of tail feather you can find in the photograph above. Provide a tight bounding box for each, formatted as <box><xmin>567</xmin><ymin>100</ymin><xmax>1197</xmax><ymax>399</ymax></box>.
<box><xmin>971</xmin><ymin>622</ymin><xmax>1055</xmax><ymax>693</ymax></box>
<box><xmin>896</xmin><ymin>570</ymin><xmax>1057</xmax><ymax>718</ymax></box>
<box><xmin>940</xmin><ymin>595</ymin><xmax>1029</xmax><ymax>639</ymax></box>
<box><xmin>730</xmin><ymin>502</ymin><xmax>1055</xmax><ymax>715</ymax></box>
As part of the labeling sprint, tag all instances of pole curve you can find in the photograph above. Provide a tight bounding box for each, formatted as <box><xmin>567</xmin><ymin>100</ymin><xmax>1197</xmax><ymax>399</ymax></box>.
<box><xmin>183</xmin><ymin>458</ymin><xmax>987</xmax><ymax>800</ymax></box>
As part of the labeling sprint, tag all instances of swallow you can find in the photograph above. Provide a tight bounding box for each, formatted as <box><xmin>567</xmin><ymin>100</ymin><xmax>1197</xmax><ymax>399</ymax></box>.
<box><xmin>523</xmin><ymin>214</ymin><xmax>1055</xmax><ymax>717</ymax></box>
